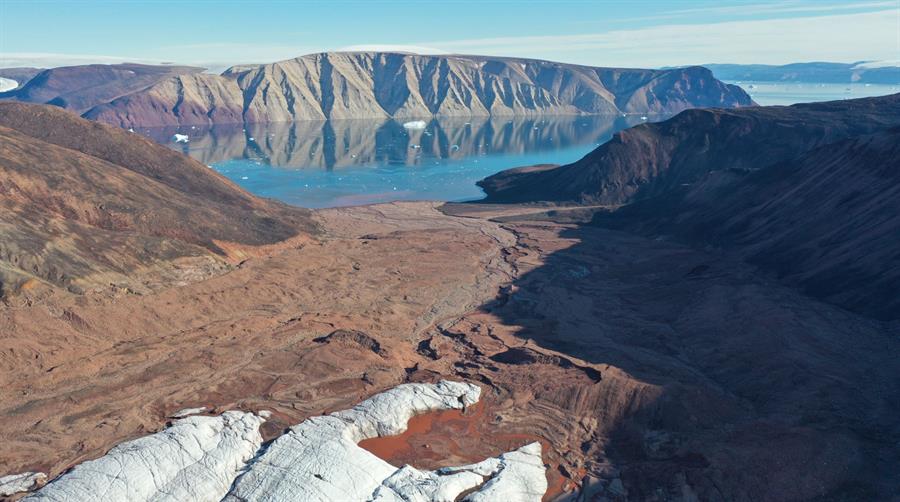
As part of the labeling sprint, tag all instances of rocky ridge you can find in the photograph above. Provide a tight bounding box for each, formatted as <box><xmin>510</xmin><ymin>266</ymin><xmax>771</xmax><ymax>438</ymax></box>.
<box><xmin>6</xmin><ymin>53</ymin><xmax>753</xmax><ymax>128</ymax></box>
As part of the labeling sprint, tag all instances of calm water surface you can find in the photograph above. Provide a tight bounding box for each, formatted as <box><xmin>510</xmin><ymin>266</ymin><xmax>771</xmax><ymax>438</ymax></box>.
<box><xmin>147</xmin><ymin>83</ymin><xmax>899</xmax><ymax>208</ymax></box>
<box><xmin>148</xmin><ymin>115</ymin><xmax>646</xmax><ymax>208</ymax></box>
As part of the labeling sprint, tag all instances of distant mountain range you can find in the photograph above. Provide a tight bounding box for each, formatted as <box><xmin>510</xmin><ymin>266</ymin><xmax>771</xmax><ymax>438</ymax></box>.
<box><xmin>704</xmin><ymin>61</ymin><xmax>900</xmax><ymax>84</ymax></box>
<box><xmin>479</xmin><ymin>92</ymin><xmax>900</xmax><ymax>320</ymax></box>
<box><xmin>0</xmin><ymin>52</ymin><xmax>753</xmax><ymax>127</ymax></box>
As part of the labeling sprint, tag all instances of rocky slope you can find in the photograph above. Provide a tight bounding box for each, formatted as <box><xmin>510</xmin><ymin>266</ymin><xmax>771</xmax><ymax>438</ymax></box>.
<box><xmin>0</xmin><ymin>102</ymin><xmax>317</xmax><ymax>298</ymax></box>
<box><xmin>52</xmin><ymin>52</ymin><xmax>754</xmax><ymax>127</ymax></box>
<box><xmin>0</xmin><ymin>63</ymin><xmax>203</xmax><ymax>113</ymax></box>
<box><xmin>594</xmin><ymin>127</ymin><xmax>900</xmax><ymax>320</ymax></box>
<box><xmin>479</xmin><ymin>93</ymin><xmax>900</xmax><ymax>320</ymax></box>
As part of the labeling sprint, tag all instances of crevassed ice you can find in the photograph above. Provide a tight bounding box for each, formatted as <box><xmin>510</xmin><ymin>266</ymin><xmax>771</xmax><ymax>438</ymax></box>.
<box><xmin>24</xmin><ymin>411</ymin><xmax>264</xmax><ymax>502</ymax></box>
<box><xmin>24</xmin><ymin>381</ymin><xmax>547</xmax><ymax>501</ymax></box>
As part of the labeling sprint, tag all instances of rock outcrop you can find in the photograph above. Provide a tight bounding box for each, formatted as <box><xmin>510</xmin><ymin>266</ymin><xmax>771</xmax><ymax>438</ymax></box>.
<box><xmin>3</xmin><ymin>53</ymin><xmax>754</xmax><ymax>128</ymax></box>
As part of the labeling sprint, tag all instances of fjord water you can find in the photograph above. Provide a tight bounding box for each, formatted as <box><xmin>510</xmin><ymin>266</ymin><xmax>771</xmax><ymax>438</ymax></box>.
<box><xmin>148</xmin><ymin>115</ymin><xmax>646</xmax><ymax>208</ymax></box>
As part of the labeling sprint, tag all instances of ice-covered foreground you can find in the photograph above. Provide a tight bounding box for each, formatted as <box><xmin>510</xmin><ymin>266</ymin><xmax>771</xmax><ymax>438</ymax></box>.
<box><xmin>20</xmin><ymin>381</ymin><xmax>547</xmax><ymax>501</ymax></box>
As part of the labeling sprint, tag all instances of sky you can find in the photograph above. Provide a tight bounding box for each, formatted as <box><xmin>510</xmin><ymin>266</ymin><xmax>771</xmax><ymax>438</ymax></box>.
<box><xmin>0</xmin><ymin>0</ymin><xmax>898</xmax><ymax>70</ymax></box>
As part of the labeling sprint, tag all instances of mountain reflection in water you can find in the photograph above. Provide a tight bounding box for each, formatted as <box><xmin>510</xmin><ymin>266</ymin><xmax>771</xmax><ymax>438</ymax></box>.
<box><xmin>144</xmin><ymin>115</ymin><xmax>651</xmax><ymax>207</ymax></box>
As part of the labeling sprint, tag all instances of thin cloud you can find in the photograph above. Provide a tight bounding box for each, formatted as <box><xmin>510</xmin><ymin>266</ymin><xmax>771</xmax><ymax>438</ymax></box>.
<box><xmin>420</xmin><ymin>9</ymin><xmax>900</xmax><ymax>67</ymax></box>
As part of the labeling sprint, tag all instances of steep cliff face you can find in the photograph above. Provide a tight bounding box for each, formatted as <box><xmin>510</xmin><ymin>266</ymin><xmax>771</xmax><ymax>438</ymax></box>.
<box><xmin>81</xmin><ymin>53</ymin><xmax>753</xmax><ymax>127</ymax></box>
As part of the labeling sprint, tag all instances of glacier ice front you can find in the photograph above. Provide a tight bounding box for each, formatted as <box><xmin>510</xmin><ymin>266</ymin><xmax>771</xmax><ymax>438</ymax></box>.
<box><xmin>23</xmin><ymin>381</ymin><xmax>547</xmax><ymax>501</ymax></box>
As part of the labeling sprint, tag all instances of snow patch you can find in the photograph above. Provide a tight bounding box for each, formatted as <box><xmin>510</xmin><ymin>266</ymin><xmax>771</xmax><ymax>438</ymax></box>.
<box><xmin>0</xmin><ymin>77</ymin><xmax>18</xmax><ymax>93</ymax></box>
<box><xmin>0</xmin><ymin>472</ymin><xmax>46</xmax><ymax>497</ymax></box>
<box><xmin>852</xmin><ymin>60</ymin><xmax>900</xmax><ymax>69</ymax></box>
<box><xmin>170</xmin><ymin>406</ymin><xmax>207</xmax><ymax>418</ymax></box>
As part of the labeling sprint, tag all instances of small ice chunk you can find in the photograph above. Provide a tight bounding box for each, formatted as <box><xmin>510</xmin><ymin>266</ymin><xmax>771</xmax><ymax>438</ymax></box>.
<box><xmin>172</xmin><ymin>134</ymin><xmax>189</xmax><ymax>143</ymax></box>
<box><xmin>169</xmin><ymin>406</ymin><xmax>207</xmax><ymax>418</ymax></box>
<box><xmin>0</xmin><ymin>472</ymin><xmax>46</xmax><ymax>497</ymax></box>
<box><xmin>402</xmin><ymin>120</ymin><xmax>427</xmax><ymax>129</ymax></box>
<box><xmin>241</xmin><ymin>176</ymin><xmax>249</xmax><ymax>180</ymax></box>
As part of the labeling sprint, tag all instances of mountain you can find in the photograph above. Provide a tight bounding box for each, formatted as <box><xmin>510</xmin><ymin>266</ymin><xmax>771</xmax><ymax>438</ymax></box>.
<box><xmin>0</xmin><ymin>102</ymin><xmax>318</xmax><ymax>298</ymax></box>
<box><xmin>0</xmin><ymin>67</ymin><xmax>42</xmax><ymax>91</ymax></box>
<box><xmin>704</xmin><ymin>61</ymin><xmax>900</xmax><ymax>84</ymax></box>
<box><xmin>479</xmin><ymin>94</ymin><xmax>900</xmax><ymax>205</ymax></box>
<box><xmin>0</xmin><ymin>63</ymin><xmax>204</xmax><ymax>113</ymax></box>
<box><xmin>479</xmin><ymin>93</ymin><xmax>900</xmax><ymax>320</ymax></box>
<box><xmin>1</xmin><ymin>53</ymin><xmax>753</xmax><ymax>128</ymax></box>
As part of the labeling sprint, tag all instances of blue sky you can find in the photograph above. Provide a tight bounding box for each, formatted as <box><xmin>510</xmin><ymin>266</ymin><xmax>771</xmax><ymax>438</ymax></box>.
<box><xmin>1</xmin><ymin>0</ymin><xmax>897</xmax><ymax>69</ymax></box>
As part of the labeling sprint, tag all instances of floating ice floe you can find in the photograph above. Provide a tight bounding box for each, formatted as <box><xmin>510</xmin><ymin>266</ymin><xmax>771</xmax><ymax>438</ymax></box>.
<box><xmin>0</xmin><ymin>472</ymin><xmax>46</xmax><ymax>497</ymax></box>
<box><xmin>172</xmin><ymin>133</ymin><xmax>189</xmax><ymax>143</ymax></box>
<box><xmin>25</xmin><ymin>381</ymin><xmax>547</xmax><ymax>501</ymax></box>
<box><xmin>402</xmin><ymin>120</ymin><xmax>427</xmax><ymax>130</ymax></box>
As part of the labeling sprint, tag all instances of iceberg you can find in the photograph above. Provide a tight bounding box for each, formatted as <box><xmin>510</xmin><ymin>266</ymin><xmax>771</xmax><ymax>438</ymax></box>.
<box><xmin>172</xmin><ymin>133</ymin><xmax>190</xmax><ymax>143</ymax></box>
<box><xmin>403</xmin><ymin>120</ymin><xmax>427</xmax><ymax>129</ymax></box>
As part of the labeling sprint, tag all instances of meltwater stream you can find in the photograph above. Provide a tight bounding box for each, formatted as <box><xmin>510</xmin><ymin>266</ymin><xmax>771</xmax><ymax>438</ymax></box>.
<box><xmin>145</xmin><ymin>115</ymin><xmax>648</xmax><ymax>208</ymax></box>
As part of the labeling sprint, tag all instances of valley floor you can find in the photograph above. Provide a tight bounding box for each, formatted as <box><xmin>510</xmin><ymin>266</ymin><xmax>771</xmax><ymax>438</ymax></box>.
<box><xmin>1</xmin><ymin>202</ymin><xmax>898</xmax><ymax>501</ymax></box>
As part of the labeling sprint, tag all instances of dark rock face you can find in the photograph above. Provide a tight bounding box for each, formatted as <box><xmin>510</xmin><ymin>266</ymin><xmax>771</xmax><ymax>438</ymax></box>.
<box><xmin>0</xmin><ymin>102</ymin><xmax>317</xmax><ymax>297</ymax></box>
<box><xmin>479</xmin><ymin>93</ymin><xmax>900</xmax><ymax>320</ymax></box>
<box><xmin>4</xmin><ymin>53</ymin><xmax>754</xmax><ymax>127</ymax></box>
